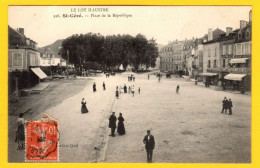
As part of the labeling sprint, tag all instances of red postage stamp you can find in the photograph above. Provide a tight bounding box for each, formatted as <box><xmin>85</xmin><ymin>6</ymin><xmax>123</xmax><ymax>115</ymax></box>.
<box><xmin>25</xmin><ymin>113</ymin><xmax>59</xmax><ymax>161</ymax></box>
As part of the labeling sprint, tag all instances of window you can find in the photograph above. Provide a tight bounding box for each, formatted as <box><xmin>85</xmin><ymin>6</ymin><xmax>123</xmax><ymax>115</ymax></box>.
<box><xmin>208</xmin><ymin>48</ymin><xmax>211</xmax><ymax>57</ymax></box>
<box><xmin>214</xmin><ymin>60</ymin><xmax>217</xmax><ymax>68</ymax></box>
<box><xmin>208</xmin><ymin>60</ymin><xmax>211</xmax><ymax>68</ymax></box>
<box><xmin>246</xmin><ymin>31</ymin><xmax>250</xmax><ymax>38</ymax></box>
<box><xmin>236</xmin><ymin>44</ymin><xmax>242</xmax><ymax>55</ymax></box>
<box><xmin>222</xmin><ymin>45</ymin><xmax>226</xmax><ymax>55</ymax></box>
<box><xmin>242</xmin><ymin>44</ymin><xmax>245</xmax><ymax>55</ymax></box>
<box><xmin>245</xmin><ymin>43</ymin><xmax>249</xmax><ymax>55</ymax></box>
<box><xmin>238</xmin><ymin>33</ymin><xmax>242</xmax><ymax>40</ymax></box>
<box><xmin>223</xmin><ymin>59</ymin><xmax>226</xmax><ymax>68</ymax></box>
<box><xmin>29</xmin><ymin>53</ymin><xmax>36</xmax><ymax>65</ymax></box>
<box><xmin>228</xmin><ymin>45</ymin><xmax>232</xmax><ymax>55</ymax></box>
<box><xmin>213</xmin><ymin>47</ymin><xmax>217</xmax><ymax>57</ymax></box>
<box><xmin>12</xmin><ymin>53</ymin><xmax>23</xmax><ymax>67</ymax></box>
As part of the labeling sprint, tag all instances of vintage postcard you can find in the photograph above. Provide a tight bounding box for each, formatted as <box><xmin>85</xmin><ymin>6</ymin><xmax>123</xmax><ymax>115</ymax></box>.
<box><xmin>0</xmin><ymin>1</ymin><xmax>259</xmax><ymax>168</ymax></box>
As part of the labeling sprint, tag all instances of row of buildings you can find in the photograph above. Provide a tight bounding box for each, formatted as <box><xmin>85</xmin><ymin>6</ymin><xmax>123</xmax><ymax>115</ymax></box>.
<box><xmin>159</xmin><ymin>10</ymin><xmax>252</xmax><ymax>91</ymax></box>
<box><xmin>8</xmin><ymin>26</ymin><xmax>71</xmax><ymax>95</ymax></box>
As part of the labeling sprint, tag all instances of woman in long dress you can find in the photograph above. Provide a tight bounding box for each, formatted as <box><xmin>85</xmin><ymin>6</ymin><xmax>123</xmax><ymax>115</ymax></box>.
<box><xmin>117</xmin><ymin>113</ymin><xmax>125</xmax><ymax>135</ymax></box>
<box><xmin>15</xmin><ymin>113</ymin><xmax>25</xmax><ymax>150</ymax></box>
<box><xmin>93</xmin><ymin>82</ymin><xmax>97</xmax><ymax>92</ymax></box>
<box><xmin>81</xmin><ymin>98</ymin><xmax>89</xmax><ymax>113</ymax></box>
<box><xmin>115</xmin><ymin>87</ymin><xmax>119</xmax><ymax>99</ymax></box>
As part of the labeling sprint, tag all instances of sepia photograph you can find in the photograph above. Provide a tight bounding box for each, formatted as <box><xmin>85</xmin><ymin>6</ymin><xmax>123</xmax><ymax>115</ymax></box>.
<box><xmin>7</xmin><ymin>6</ymin><xmax>251</xmax><ymax>163</ymax></box>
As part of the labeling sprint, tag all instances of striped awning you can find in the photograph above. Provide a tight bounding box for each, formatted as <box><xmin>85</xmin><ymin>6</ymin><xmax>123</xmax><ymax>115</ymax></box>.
<box><xmin>224</xmin><ymin>73</ymin><xmax>247</xmax><ymax>81</ymax></box>
<box><xmin>31</xmin><ymin>68</ymin><xmax>47</xmax><ymax>79</ymax></box>
<box><xmin>229</xmin><ymin>58</ymin><xmax>249</xmax><ymax>64</ymax></box>
<box><xmin>199</xmin><ymin>73</ymin><xmax>218</xmax><ymax>76</ymax></box>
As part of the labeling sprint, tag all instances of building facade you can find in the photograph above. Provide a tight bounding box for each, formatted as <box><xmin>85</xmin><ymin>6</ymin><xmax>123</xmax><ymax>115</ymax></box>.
<box><xmin>8</xmin><ymin>26</ymin><xmax>40</xmax><ymax>71</ymax></box>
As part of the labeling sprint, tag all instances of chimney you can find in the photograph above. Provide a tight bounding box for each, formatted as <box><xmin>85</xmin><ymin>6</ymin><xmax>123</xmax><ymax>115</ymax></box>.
<box><xmin>208</xmin><ymin>28</ymin><xmax>213</xmax><ymax>41</ymax></box>
<box><xmin>226</xmin><ymin>27</ymin><xmax>233</xmax><ymax>36</ymax></box>
<box><xmin>249</xmin><ymin>10</ymin><xmax>252</xmax><ymax>24</ymax></box>
<box><xmin>240</xmin><ymin>20</ymin><xmax>248</xmax><ymax>30</ymax></box>
<box><xmin>18</xmin><ymin>28</ymin><xmax>24</xmax><ymax>35</ymax></box>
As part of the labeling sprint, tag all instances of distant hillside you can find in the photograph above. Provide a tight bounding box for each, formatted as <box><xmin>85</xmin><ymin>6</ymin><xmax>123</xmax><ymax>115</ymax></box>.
<box><xmin>38</xmin><ymin>39</ymin><xmax>64</xmax><ymax>55</ymax></box>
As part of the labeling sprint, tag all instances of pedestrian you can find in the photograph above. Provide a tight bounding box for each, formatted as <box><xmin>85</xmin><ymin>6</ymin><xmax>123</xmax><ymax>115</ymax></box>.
<box><xmin>115</xmin><ymin>87</ymin><xmax>119</xmax><ymax>99</ymax></box>
<box><xmin>132</xmin><ymin>85</ymin><xmax>135</xmax><ymax>97</ymax></box>
<box><xmin>221</xmin><ymin>97</ymin><xmax>228</xmax><ymax>114</ymax></box>
<box><xmin>158</xmin><ymin>76</ymin><xmax>161</xmax><ymax>83</ymax></box>
<box><xmin>81</xmin><ymin>98</ymin><xmax>89</xmax><ymax>113</ymax></box>
<box><xmin>109</xmin><ymin>112</ymin><xmax>117</xmax><ymax>137</ymax></box>
<box><xmin>119</xmin><ymin>86</ymin><xmax>122</xmax><ymax>94</ymax></box>
<box><xmin>228</xmin><ymin>98</ymin><xmax>233</xmax><ymax>115</ymax></box>
<box><xmin>143</xmin><ymin>130</ymin><xmax>155</xmax><ymax>163</ymax></box>
<box><xmin>103</xmin><ymin>82</ymin><xmax>106</xmax><ymax>90</ymax></box>
<box><xmin>124</xmin><ymin>84</ymin><xmax>127</xmax><ymax>94</ymax></box>
<box><xmin>128</xmin><ymin>86</ymin><xmax>131</xmax><ymax>94</ymax></box>
<box><xmin>93</xmin><ymin>82</ymin><xmax>96</xmax><ymax>92</ymax></box>
<box><xmin>15</xmin><ymin>113</ymin><xmax>25</xmax><ymax>150</ymax></box>
<box><xmin>176</xmin><ymin>85</ymin><xmax>180</xmax><ymax>94</ymax></box>
<box><xmin>148</xmin><ymin>74</ymin><xmax>150</xmax><ymax>80</ymax></box>
<box><xmin>138</xmin><ymin>87</ymin><xmax>141</xmax><ymax>94</ymax></box>
<box><xmin>117</xmin><ymin>113</ymin><xmax>125</xmax><ymax>135</ymax></box>
<box><xmin>133</xmin><ymin>76</ymin><xmax>135</xmax><ymax>82</ymax></box>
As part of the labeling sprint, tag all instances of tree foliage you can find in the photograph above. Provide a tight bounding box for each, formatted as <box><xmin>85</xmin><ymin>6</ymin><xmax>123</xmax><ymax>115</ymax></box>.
<box><xmin>60</xmin><ymin>33</ymin><xmax>159</xmax><ymax>71</ymax></box>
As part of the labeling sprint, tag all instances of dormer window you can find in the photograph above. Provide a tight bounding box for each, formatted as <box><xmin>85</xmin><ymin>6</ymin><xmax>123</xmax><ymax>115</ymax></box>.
<box><xmin>238</xmin><ymin>33</ymin><xmax>242</xmax><ymax>40</ymax></box>
<box><xmin>246</xmin><ymin>31</ymin><xmax>250</xmax><ymax>38</ymax></box>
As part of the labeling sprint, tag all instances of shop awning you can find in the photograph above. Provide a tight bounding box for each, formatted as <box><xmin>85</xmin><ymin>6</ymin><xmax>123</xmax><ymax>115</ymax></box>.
<box><xmin>31</xmin><ymin>68</ymin><xmax>47</xmax><ymax>79</ymax></box>
<box><xmin>224</xmin><ymin>73</ymin><xmax>247</xmax><ymax>81</ymax></box>
<box><xmin>199</xmin><ymin>73</ymin><xmax>218</xmax><ymax>76</ymax></box>
<box><xmin>229</xmin><ymin>58</ymin><xmax>249</xmax><ymax>64</ymax></box>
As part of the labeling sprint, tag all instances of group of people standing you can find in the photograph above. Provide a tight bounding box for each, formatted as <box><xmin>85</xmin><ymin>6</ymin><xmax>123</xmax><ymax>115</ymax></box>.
<box><xmin>108</xmin><ymin>112</ymin><xmax>125</xmax><ymax>136</ymax></box>
<box><xmin>221</xmin><ymin>97</ymin><xmax>233</xmax><ymax>115</ymax></box>
<box><xmin>115</xmin><ymin>85</ymin><xmax>140</xmax><ymax>98</ymax></box>
<box><xmin>128</xmin><ymin>75</ymin><xmax>135</xmax><ymax>82</ymax></box>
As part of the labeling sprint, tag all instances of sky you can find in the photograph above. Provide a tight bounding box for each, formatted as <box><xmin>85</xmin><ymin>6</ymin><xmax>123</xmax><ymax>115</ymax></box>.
<box><xmin>8</xmin><ymin>6</ymin><xmax>252</xmax><ymax>47</ymax></box>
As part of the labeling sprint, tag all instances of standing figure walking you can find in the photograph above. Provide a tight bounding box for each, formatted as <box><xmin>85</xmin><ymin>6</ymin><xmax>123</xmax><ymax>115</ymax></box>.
<box><xmin>117</xmin><ymin>113</ymin><xmax>125</xmax><ymax>135</ymax></box>
<box><xmin>138</xmin><ymin>87</ymin><xmax>141</xmax><ymax>94</ymax></box>
<box><xmin>128</xmin><ymin>86</ymin><xmax>131</xmax><ymax>94</ymax></box>
<box><xmin>115</xmin><ymin>87</ymin><xmax>119</xmax><ymax>99</ymax></box>
<box><xmin>176</xmin><ymin>85</ymin><xmax>180</xmax><ymax>94</ymax></box>
<box><xmin>15</xmin><ymin>113</ymin><xmax>25</xmax><ymax>150</ymax></box>
<box><xmin>109</xmin><ymin>112</ymin><xmax>117</xmax><ymax>137</ymax></box>
<box><xmin>228</xmin><ymin>98</ymin><xmax>233</xmax><ymax>115</ymax></box>
<box><xmin>221</xmin><ymin>97</ymin><xmax>228</xmax><ymax>114</ymax></box>
<box><xmin>93</xmin><ymin>82</ymin><xmax>97</xmax><ymax>92</ymax></box>
<box><xmin>143</xmin><ymin>130</ymin><xmax>155</xmax><ymax>163</ymax></box>
<box><xmin>132</xmin><ymin>85</ymin><xmax>135</xmax><ymax>97</ymax></box>
<box><xmin>148</xmin><ymin>74</ymin><xmax>150</xmax><ymax>80</ymax></box>
<box><xmin>103</xmin><ymin>82</ymin><xmax>106</xmax><ymax>90</ymax></box>
<box><xmin>124</xmin><ymin>84</ymin><xmax>127</xmax><ymax>94</ymax></box>
<box><xmin>81</xmin><ymin>98</ymin><xmax>89</xmax><ymax>114</ymax></box>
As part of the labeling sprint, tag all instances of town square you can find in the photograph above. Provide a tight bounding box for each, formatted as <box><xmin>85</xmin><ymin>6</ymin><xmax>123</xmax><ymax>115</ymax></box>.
<box><xmin>7</xmin><ymin>6</ymin><xmax>251</xmax><ymax>163</ymax></box>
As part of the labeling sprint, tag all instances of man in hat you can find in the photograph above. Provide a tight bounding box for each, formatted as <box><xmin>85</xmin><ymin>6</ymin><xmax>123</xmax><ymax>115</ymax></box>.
<box><xmin>228</xmin><ymin>98</ymin><xmax>233</xmax><ymax>115</ymax></box>
<box><xmin>221</xmin><ymin>97</ymin><xmax>228</xmax><ymax>114</ymax></box>
<box><xmin>109</xmin><ymin>112</ymin><xmax>117</xmax><ymax>137</ymax></box>
<box><xmin>143</xmin><ymin>130</ymin><xmax>155</xmax><ymax>163</ymax></box>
